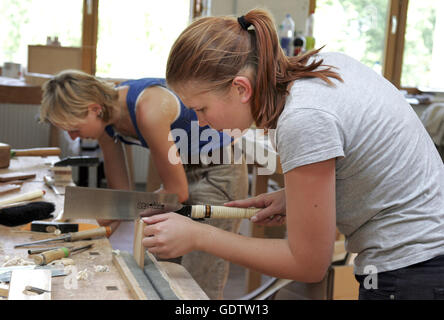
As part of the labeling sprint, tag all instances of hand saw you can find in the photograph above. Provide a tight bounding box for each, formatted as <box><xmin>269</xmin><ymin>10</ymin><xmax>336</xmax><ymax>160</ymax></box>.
<box><xmin>63</xmin><ymin>186</ymin><xmax>260</xmax><ymax>220</ymax></box>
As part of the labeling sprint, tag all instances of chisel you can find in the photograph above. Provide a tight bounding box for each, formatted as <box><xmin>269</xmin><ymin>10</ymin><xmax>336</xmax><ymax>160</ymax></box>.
<box><xmin>14</xmin><ymin>226</ymin><xmax>111</xmax><ymax>248</ymax></box>
<box><xmin>28</xmin><ymin>246</ymin><xmax>73</xmax><ymax>255</ymax></box>
<box><xmin>32</xmin><ymin>244</ymin><xmax>93</xmax><ymax>265</ymax></box>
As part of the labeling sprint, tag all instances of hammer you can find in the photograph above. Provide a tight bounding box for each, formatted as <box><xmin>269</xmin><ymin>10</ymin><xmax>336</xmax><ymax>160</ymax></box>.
<box><xmin>0</xmin><ymin>143</ymin><xmax>61</xmax><ymax>168</ymax></box>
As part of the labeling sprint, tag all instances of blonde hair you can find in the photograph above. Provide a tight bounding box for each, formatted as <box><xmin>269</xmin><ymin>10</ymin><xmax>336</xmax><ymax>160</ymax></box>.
<box><xmin>40</xmin><ymin>69</ymin><xmax>118</xmax><ymax>128</ymax></box>
<box><xmin>166</xmin><ymin>8</ymin><xmax>343</xmax><ymax>129</ymax></box>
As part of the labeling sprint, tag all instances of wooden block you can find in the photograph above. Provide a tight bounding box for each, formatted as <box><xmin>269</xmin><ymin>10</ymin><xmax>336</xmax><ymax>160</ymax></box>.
<box><xmin>0</xmin><ymin>172</ymin><xmax>36</xmax><ymax>182</ymax></box>
<box><xmin>8</xmin><ymin>269</ymin><xmax>51</xmax><ymax>300</ymax></box>
<box><xmin>133</xmin><ymin>219</ymin><xmax>146</xmax><ymax>268</ymax></box>
<box><xmin>332</xmin><ymin>240</ymin><xmax>347</xmax><ymax>263</ymax></box>
<box><xmin>0</xmin><ymin>180</ymin><xmax>24</xmax><ymax>186</ymax></box>
<box><xmin>113</xmin><ymin>251</ymin><xmax>207</xmax><ymax>300</ymax></box>
<box><xmin>332</xmin><ymin>265</ymin><xmax>359</xmax><ymax>300</ymax></box>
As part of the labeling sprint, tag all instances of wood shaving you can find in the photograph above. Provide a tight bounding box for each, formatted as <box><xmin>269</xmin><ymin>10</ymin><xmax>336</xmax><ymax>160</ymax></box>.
<box><xmin>77</xmin><ymin>268</ymin><xmax>89</xmax><ymax>281</ymax></box>
<box><xmin>54</xmin><ymin>229</ymin><xmax>61</xmax><ymax>236</ymax></box>
<box><xmin>1</xmin><ymin>255</ymin><xmax>35</xmax><ymax>267</ymax></box>
<box><xmin>94</xmin><ymin>265</ymin><xmax>109</xmax><ymax>273</ymax></box>
<box><xmin>112</xmin><ymin>249</ymin><xmax>120</xmax><ymax>256</ymax></box>
<box><xmin>48</xmin><ymin>258</ymin><xmax>74</xmax><ymax>266</ymax></box>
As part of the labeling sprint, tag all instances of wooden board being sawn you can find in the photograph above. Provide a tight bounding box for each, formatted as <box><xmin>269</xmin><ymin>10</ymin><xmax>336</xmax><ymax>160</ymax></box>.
<box><xmin>0</xmin><ymin>156</ymin><xmax>207</xmax><ymax>300</ymax></box>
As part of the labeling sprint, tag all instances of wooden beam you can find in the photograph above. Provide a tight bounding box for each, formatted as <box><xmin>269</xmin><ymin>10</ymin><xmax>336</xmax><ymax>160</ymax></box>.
<box><xmin>309</xmin><ymin>0</ymin><xmax>316</xmax><ymax>14</ymax></box>
<box><xmin>133</xmin><ymin>219</ymin><xmax>146</xmax><ymax>268</ymax></box>
<box><xmin>112</xmin><ymin>252</ymin><xmax>156</xmax><ymax>300</ymax></box>
<box><xmin>383</xmin><ymin>0</ymin><xmax>409</xmax><ymax>88</ymax></box>
<box><xmin>81</xmin><ymin>0</ymin><xmax>99</xmax><ymax>75</ymax></box>
<box><xmin>392</xmin><ymin>0</ymin><xmax>408</xmax><ymax>88</ymax></box>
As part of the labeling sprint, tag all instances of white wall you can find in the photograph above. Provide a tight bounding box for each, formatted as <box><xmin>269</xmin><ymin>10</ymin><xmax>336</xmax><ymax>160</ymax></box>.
<box><xmin>211</xmin><ymin>0</ymin><xmax>309</xmax><ymax>35</ymax></box>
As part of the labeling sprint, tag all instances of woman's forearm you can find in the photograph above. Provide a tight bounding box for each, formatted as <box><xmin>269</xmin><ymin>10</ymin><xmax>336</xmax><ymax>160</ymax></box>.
<box><xmin>196</xmin><ymin>222</ymin><xmax>328</xmax><ymax>282</ymax></box>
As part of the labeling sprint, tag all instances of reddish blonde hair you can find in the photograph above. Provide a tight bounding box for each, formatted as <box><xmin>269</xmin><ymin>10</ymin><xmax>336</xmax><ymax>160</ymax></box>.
<box><xmin>166</xmin><ymin>8</ymin><xmax>342</xmax><ymax>129</ymax></box>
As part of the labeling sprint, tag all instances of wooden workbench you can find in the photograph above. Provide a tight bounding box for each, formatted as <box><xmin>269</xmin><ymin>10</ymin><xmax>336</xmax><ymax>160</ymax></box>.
<box><xmin>0</xmin><ymin>156</ymin><xmax>208</xmax><ymax>300</ymax></box>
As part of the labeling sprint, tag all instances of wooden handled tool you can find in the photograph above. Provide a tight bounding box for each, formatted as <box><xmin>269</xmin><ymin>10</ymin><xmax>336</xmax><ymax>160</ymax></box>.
<box><xmin>68</xmin><ymin>227</ymin><xmax>111</xmax><ymax>241</ymax></box>
<box><xmin>14</xmin><ymin>226</ymin><xmax>112</xmax><ymax>247</ymax></box>
<box><xmin>10</xmin><ymin>147</ymin><xmax>61</xmax><ymax>157</ymax></box>
<box><xmin>32</xmin><ymin>244</ymin><xmax>93</xmax><ymax>265</ymax></box>
<box><xmin>0</xmin><ymin>143</ymin><xmax>61</xmax><ymax>168</ymax></box>
<box><xmin>0</xmin><ymin>189</ymin><xmax>45</xmax><ymax>207</ymax></box>
<box><xmin>176</xmin><ymin>205</ymin><xmax>260</xmax><ymax>219</ymax></box>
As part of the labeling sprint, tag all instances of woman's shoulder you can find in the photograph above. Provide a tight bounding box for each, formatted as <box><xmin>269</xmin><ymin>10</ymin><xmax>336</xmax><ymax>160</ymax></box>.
<box><xmin>136</xmin><ymin>85</ymin><xmax>180</xmax><ymax>125</ymax></box>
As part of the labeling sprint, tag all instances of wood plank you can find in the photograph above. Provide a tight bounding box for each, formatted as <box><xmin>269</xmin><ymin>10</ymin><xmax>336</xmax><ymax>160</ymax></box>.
<box><xmin>8</xmin><ymin>269</ymin><xmax>51</xmax><ymax>300</ymax></box>
<box><xmin>0</xmin><ymin>184</ymin><xmax>21</xmax><ymax>195</ymax></box>
<box><xmin>143</xmin><ymin>251</ymin><xmax>178</xmax><ymax>300</ymax></box>
<box><xmin>0</xmin><ymin>172</ymin><xmax>36</xmax><ymax>182</ymax></box>
<box><xmin>112</xmin><ymin>251</ymin><xmax>159</xmax><ymax>300</ymax></box>
<box><xmin>0</xmin><ymin>84</ymin><xmax>42</xmax><ymax>104</ymax></box>
<box><xmin>158</xmin><ymin>260</ymin><xmax>210</xmax><ymax>300</ymax></box>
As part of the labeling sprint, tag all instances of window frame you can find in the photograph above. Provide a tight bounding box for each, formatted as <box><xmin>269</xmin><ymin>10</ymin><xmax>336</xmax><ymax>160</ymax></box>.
<box><xmin>81</xmin><ymin>0</ymin><xmax>98</xmax><ymax>75</ymax></box>
<box><xmin>311</xmin><ymin>0</ymin><xmax>421</xmax><ymax>94</ymax></box>
<box><xmin>82</xmin><ymin>0</ymin><xmax>421</xmax><ymax>94</ymax></box>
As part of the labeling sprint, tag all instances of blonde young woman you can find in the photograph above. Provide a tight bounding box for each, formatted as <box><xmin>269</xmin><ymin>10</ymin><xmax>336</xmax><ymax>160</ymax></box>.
<box><xmin>40</xmin><ymin>71</ymin><xmax>248</xmax><ymax>299</ymax></box>
<box><xmin>141</xmin><ymin>9</ymin><xmax>444</xmax><ymax>300</ymax></box>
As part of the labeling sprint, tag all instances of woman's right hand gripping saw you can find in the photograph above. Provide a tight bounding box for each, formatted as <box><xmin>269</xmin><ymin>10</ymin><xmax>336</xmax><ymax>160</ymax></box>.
<box><xmin>225</xmin><ymin>189</ymin><xmax>286</xmax><ymax>226</ymax></box>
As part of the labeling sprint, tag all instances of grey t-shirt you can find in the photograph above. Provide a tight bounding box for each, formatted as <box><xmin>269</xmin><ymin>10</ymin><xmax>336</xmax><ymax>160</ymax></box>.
<box><xmin>275</xmin><ymin>52</ymin><xmax>444</xmax><ymax>275</ymax></box>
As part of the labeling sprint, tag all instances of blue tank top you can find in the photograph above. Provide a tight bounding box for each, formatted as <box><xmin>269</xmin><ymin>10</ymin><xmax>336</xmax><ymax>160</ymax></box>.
<box><xmin>105</xmin><ymin>78</ymin><xmax>232</xmax><ymax>157</ymax></box>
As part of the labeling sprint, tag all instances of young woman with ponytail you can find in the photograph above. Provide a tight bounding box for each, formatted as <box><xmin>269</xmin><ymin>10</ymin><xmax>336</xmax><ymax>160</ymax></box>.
<box><xmin>142</xmin><ymin>9</ymin><xmax>444</xmax><ymax>300</ymax></box>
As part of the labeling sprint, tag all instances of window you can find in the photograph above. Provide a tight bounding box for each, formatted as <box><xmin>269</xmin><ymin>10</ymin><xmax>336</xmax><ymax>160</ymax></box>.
<box><xmin>0</xmin><ymin>0</ymin><xmax>83</xmax><ymax>69</ymax></box>
<box><xmin>401</xmin><ymin>0</ymin><xmax>444</xmax><ymax>91</ymax></box>
<box><xmin>95</xmin><ymin>0</ymin><xmax>191</xmax><ymax>79</ymax></box>
<box><xmin>314</xmin><ymin>0</ymin><xmax>444</xmax><ymax>92</ymax></box>
<box><xmin>314</xmin><ymin>0</ymin><xmax>389</xmax><ymax>74</ymax></box>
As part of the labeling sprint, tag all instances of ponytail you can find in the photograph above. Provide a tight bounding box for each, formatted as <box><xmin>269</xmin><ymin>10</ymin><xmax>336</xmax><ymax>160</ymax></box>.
<box><xmin>166</xmin><ymin>8</ymin><xmax>342</xmax><ymax>129</ymax></box>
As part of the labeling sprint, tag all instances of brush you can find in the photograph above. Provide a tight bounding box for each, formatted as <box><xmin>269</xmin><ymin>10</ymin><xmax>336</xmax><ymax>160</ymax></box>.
<box><xmin>0</xmin><ymin>201</ymin><xmax>55</xmax><ymax>227</ymax></box>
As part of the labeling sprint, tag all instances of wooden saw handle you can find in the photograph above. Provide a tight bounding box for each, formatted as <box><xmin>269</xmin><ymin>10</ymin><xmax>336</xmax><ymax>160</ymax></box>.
<box><xmin>190</xmin><ymin>205</ymin><xmax>260</xmax><ymax>219</ymax></box>
<box><xmin>11</xmin><ymin>147</ymin><xmax>61</xmax><ymax>157</ymax></box>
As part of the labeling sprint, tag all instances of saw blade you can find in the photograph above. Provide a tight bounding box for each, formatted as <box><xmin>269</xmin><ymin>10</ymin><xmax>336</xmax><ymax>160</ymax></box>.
<box><xmin>63</xmin><ymin>186</ymin><xmax>179</xmax><ymax>220</ymax></box>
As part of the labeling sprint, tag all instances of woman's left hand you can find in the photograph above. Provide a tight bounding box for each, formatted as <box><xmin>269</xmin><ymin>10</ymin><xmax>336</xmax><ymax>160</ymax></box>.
<box><xmin>141</xmin><ymin>213</ymin><xmax>201</xmax><ymax>259</ymax></box>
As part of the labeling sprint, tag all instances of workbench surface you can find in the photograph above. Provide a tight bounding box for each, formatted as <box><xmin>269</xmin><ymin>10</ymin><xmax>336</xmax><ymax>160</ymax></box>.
<box><xmin>0</xmin><ymin>156</ymin><xmax>208</xmax><ymax>300</ymax></box>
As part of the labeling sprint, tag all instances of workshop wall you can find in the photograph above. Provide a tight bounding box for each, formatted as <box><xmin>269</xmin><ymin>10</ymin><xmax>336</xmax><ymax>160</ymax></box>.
<box><xmin>211</xmin><ymin>0</ymin><xmax>309</xmax><ymax>35</ymax></box>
